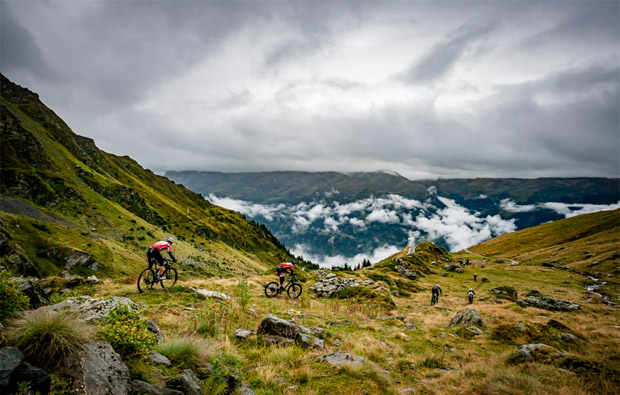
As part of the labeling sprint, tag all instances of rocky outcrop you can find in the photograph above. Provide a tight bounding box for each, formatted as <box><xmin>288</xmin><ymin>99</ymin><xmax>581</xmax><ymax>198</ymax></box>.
<box><xmin>167</xmin><ymin>369</ymin><xmax>202</xmax><ymax>395</ymax></box>
<box><xmin>394</xmin><ymin>265</ymin><xmax>418</xmax><ymax>280</ymax></box>
<box><xmin>66</xmin><ymin>341</ymin><xmax>131</xmax><ymax>395</ymax></box>
<box><xmin>256</xmin><ymin>314</ymin><xmax>324</xmax><ymax>349</ymax></box>
<box><xmin>65</xmin><ymin>251</ymin><xmax>100</xmax><ymax>271</ymax></box>
<box><xmin>9</xmin><ymin>364</ymin><xmax>51</xmax><ymax>394</ymax></box>
<box><xmin>489</xmin><ymin>286</ymin><xmax>518</xmax><ymax>301</ymax></box>
<box><xmin>10</xmin><ymin>277</ymin><xmax>49</xmax><ymax>308</ymax></box>
<box><xmin>0</xmin><ymin>347</ymin><xmax>24</xmax><ymax>392</ymax></box>
<box><xmin>444</xmin><ymin>264</ymin><xmax>464</xmax><ymax>273</ymax></box>
<box><xmin>448</xmin><ymin>308</ymin><xmax>485</xmax><ymax>328</ymax></box>
<box><xmin>310</xmin><ymin>277</ymin><xmax>373</xmax><ymax>297</ymax></box>
<box><xmin>517</xmin><ymin>296</ymin><xmax>582</xmax><ymax>312</ymax></box>
<box><xmin>130</xmin><ymin>380</ymin><xmax>183</xmax><ymax>395</ymax></box>
<box><xmin>42</xmin><ymin>296</ymin><xmax>138</xmax><ymax>323</ymax></box>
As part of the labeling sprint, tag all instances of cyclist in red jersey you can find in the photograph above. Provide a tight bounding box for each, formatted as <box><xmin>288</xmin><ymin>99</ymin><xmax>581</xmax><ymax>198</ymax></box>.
<box><xmin>276</xmin><ymin>261</ymin><xmax>295</xmax><ymax>291</ymax></box>
<box><xmin>147</xmin><ymin>237</ymin><xmax>177</xmax><ymax>279</ymax></box>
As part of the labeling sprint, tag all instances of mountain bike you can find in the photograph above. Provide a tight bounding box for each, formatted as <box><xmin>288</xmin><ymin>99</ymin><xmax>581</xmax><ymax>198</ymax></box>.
<box><xmin>137</xmin><ymin>258</ymin><xmax>178</xmax><ymax>293</ymax></box>
<box><xmin>431</xmin><ymin>293</ymin><xmax>439</xmax><ymax>306</ymax></box>
<box><xmin>264</xmin><ymin>274</ymin><xmax>302</xmax><ymax>298</ymax></box>
<box><xmin>468</xmin><ymin>292</ymin><xmax>474</xmax><ymax>304</ymax></box>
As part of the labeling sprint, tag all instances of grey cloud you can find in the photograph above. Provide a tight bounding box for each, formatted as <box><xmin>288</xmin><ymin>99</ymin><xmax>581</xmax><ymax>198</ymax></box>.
<box><xmin>402</xmin><ymin>18</ymin><xmax>496</xmax><ymax>83</ymax></box>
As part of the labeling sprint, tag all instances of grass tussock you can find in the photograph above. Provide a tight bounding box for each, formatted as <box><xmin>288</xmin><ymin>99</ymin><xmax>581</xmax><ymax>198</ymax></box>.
<box><xmin>6</xmin><ymin>309</ymin><xmax>94</xmax><ymax>370</ymax></box>
<box><xmin>158</xmin><ymin>336</ymin><xmax>212</xmax><ymax>372</ymax></box>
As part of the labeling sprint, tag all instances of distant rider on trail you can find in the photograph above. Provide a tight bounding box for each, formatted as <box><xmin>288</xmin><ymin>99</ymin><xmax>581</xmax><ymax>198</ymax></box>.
<box><xmin>147</xmin><ymin>237</ymin><xmax>177</xmax><ymax>279</ymax></box>
<box><xmin>276</xmin><ymin>261</ymin><xmax>295</xmax><ymax>291</ymax></box>
<box><xmin>432</xmin><ymin>284</ymin><xmax>442</xmax><ymax>303</ymax></box>
<box><xmin>468</xmin><ymin>288</ymin><xmax>475</xmax><ymax>304</ymax></box>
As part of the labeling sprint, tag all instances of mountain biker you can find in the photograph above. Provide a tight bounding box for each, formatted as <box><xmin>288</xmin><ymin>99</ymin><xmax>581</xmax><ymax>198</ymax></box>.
<box><xmin>147</xmin><ymin>237</ymin><xmax>177</xmax><ymax>279</ymax></box>
<box><xmin>468</xmin><ymin>288</ymin><xmax>475</xmax><ymax>303</ymax></box>
<box><xmin>432</xmin><ymin>284</ymin><xmax>442</xmax><ymax>303</ymax></box>
<box><xmin>277</xmin><ymin>261</ymin><xmax>295</xmax><ymax>291</ymax></box>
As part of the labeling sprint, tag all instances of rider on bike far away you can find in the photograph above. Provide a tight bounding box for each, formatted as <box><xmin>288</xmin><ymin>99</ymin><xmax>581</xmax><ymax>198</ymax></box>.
<box><xmin>276</xmin><ymin>260</ymin><xmax>295</xmax><ymax>291</ymax></box>
<box><xmin>147</xmin><ymin>237</ymin><xmax>177</xmax><ymax>279</ymax></box>
<box><xmin>468</xmin><ymin>288</ymin><xmax>475</xmax><ymax>303</ymax></box>
<box><xmin>432</xmin><ymin>283</ymin><xmax>442</xmax><ymax>302</ymax></box>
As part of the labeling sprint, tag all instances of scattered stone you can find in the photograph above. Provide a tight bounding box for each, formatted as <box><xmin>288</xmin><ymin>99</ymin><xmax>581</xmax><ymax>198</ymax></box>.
<box><xmin>512</xmin><ymin>343</ymin><xmax>562</xmax><ymax>362</ymax></box>
<box><xmin>449</xmin><ymin>308</ymin><xmax>485</xmax><ymax>328</ymax></box>
<box><xmin>560</xmin><ymin>333</ymin><xmax>578</xmax><ymax>343</ymax></box>
<box><xmin>333</xmin><ymin>339</ymin><xmax>341</xmax><ymax>347</ymax></box>
<box><xmin>188</xmin><ymin>287</ymin><xmax>230</xmax><ymax>300</ymax></box>
<box><xmin>0</xmin><ymin>347</ymin><xmax>24</xmax><ymax>391</ymax></box>
<box><xmin>525</xmin><ymin>290</ymin><xmax>542</xmax><ymax>297</ymax></box>
<box><xmin>487</xmin><ymin>298</ymin><xmax>503</xmax><ymax>304</ymax></box>
<box><xmin>376</xmin><ymin>315</ymin><xmax>405</xmax><ymax>322</ymax></box>
<box><xmin>130</xmin><ymin>380</ymin><xmax>183</xmax><ymax>395</ymax></box>
<box><xmin>66</xmin><ymin>341</ymin><xmax>131</xmax><ymax>395</ymax></box>
<box><xmin>405</xmin><ymin>323</ymin><xmax>417</xmax><ymax>330</ymax></box>
<box><xmin>65</xmin><ymin>251</ymin><xmax>100</xmax><ymax>271</ymax></box>
<box><xmin>257</xmin><ymin>314</ymin><xmax>299</xmax><ymax>338</ymax></box>
<box><xmin>286</xmin><ymin>386</ymin><xmax>299</xmax><ymax>392</ymax></box>
<box><xmin>401</xmin><ymin>387</ymin><xmax>416</xmax><ymax>394</ymax></box>
<box><xmin>149</xmin><ymin>352</ymin><xmax>171</xmax><ymax>366</ymax></box>
<box><xmin>236</xmin><ymin>382</ymin><xmax>255</xmax><ymax>395</ymax></box>
<box><xmin>259</xmin><ymin>335</ymin><xmax>295</xmax><ymax>347</ymax></box>
<box><xmin>234</xmin><ymin>329</ymin><xmax>253</xmax><ymax>340</ymax></box>
<box><xmin>65</xmin><ymin>276</ymin><xmax>85</xmax><ymax>288</ymax></box>
<box><xmin>9</xmin><ymin>364</ymin><xmax>51</xmax><ymax>395</ymax></box>
<box><xmin>394</xmin><ymin>265</ymin><xmax>418</xmax><ymax>280</ymax></box>
<box><xmin>517</xmin><ymin>296</ymin><xmax>582</xmax><ymax>312</ymax></box>
<box><xmin>480</xmin><ymin>277</ymin><xmax>490</xmax><ymax>283</ymax></box>
<box><xmin>167</xmin><ymin>369</ymin><xmax>202</xmax><ymax>395</ymax></box>
<box><xmin>326</xmin><ymin>273</ymin><xmax>337</xmax><ymax>279</ymax></box>
<box><xmin>439</xmin><ymin>333</ymin><xmax>447</xmax><ymax>338</ymax></box>
<box><xmin>87</xmin><ymin>275</ymin><xmax>99</xmax><ymax>284</ymax></box>
<box><xmin>317</xmin><ymin>352</ymin><xmax>365</xmax><ymax>367</ymax></box>
<box><xmin>145</xmin><ymin>320</ymin><xmax>164</xmax><ymax>344</ymax></box>
<box><xmin>489</xmin><ymin>286</ymin><xmax>518</xmax><ymax>301</ymax></box>
<box><xmin>297</xmin><ymin>333</ymin><xmax>324</xmax><ymax>350</ymax></box>
<box><xmin>9</xmin><ymin>277</ymin><xmax>49</xmax><ymax>308</ymax></box>
<box><xmin>444</xmin><ymin>264</ymin><xmax>464</xmax><ymax>273</ymax></box>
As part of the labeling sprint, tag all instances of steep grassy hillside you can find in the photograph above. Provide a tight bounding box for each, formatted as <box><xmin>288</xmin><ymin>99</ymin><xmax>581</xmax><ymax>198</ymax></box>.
<box><xmin>0</xmin><ymin>74</ymin><xmax>295</xmax><ymax>278</ymax></box>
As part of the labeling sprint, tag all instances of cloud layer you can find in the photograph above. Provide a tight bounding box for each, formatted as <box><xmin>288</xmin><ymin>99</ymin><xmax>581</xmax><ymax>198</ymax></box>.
<box><xmin>1</xmin><ymin>1</ymin><xmax>618</xmax><ymax>179</ymax></box>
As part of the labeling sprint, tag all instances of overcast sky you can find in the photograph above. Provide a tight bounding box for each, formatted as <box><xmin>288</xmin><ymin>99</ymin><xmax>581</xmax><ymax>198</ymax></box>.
<box><xmin>2</xmin><ymin>0</ymin><xmax>619</xmax><ymax>180</ymax></box>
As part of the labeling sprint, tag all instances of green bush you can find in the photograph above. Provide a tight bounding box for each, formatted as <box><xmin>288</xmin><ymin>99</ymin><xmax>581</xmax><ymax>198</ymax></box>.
<box><xmin>0</xmin><ymin>271</ymin><xmax>30</xmax><ymax>320</ymax></box>
<box><xmin>6</xmin><ymin>309</ymin><xmax>93</xmax><ymax>370</ymax></box>
<box><xmin>99</xmin><ymin>305</ymin><xmax>156</xmax><ymax>359</ymax></box>
<box><xmin>235</xmin><ymin>278</ymin><xmax>251</xmax><ymax>311</ymax></box>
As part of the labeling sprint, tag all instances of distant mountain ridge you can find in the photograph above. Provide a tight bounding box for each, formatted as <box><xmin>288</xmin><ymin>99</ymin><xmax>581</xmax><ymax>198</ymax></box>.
<box><xmin>165</xmin><ymin>171</ymin><xmax>619</xmax><ymax>264</ymax></box>
<box><xmin>0</xmin><ymin>74</ymin><xmax>294</xmax><ymax>278</ymax></box>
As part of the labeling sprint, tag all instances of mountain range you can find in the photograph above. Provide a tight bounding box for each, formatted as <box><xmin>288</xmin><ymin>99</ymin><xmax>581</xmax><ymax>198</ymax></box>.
<box><xmin>166</xmin><ymin>170</ymin><xmax>619</xmax><ymax>266</ymax></box>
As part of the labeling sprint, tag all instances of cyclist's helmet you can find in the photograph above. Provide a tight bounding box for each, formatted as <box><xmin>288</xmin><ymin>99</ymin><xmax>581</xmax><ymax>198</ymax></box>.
<box><xmin>469</xmin><ymin>288</ymin><xmax>473</xmax><ymax>292</ymax></box>
<box><xmin>166</xmin><ymin>236</ymin><xmax>174</xmax><ymax>244</ymax></box>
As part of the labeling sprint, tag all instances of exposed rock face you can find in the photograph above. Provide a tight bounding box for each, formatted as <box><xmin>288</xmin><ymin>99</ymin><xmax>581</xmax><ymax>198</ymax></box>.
<box><xmin>489</xmin><ymin>286</ymin><xmax>518</xmax><ymax>301</ymax></box>
<box><xmin>41</xmin><ymin>296</ymin><xmax>138</xmax><ymax>323</ymax></box>
<box><xmin>145</xmin><ymin>320</ymin><xmax>165</xmax><ymax>344</ymax></box>
<box><xmin>444</xmin><ymin>264</ymin><xmax>464</xmax><ymax>273</ymax></box>
<box><xmin>167</xmin><ymin>369</ymin><xmax>202</xmax><ymax>395</ymax></box>
<box><xmin>317</xmin><ymin>352</ymin><xmax>365</xmax><ymax>367</ymax></box>
<box><xmin>130</xmin><ymin>380</ymin><xmax>183</xmax><ymax>395</ymax></box>
<box><xmin>10</xmin><ymin>277</ymin><xmax>49</xmax><ymax>308</ymax></box>
<box><xmin>448</xmin><ymin>308</ymin><xmax>485</xmax><ymax>328</ymax></box>
<box><xmin>394</xmin><ymin>265</ymin><xmax>418</xmax><ymax>280</ymax></box>
<box><xmin>65</xmin><ymin>251</ymin><xmax>100</xmax><ymax>271</ymax></box>
<box><xmin>310</xmin><ymin>277</ymin><xmax>373</xmax><ymax>297</ymax></box>
<box><xmin>0</xmin><ymin>347</ymin><xmax>24</xmax><ymax>391</ymax></box>
<box><xmin>256</xmin><ymin>314</ymin><xmax>324</xmax><ymax>349</ymax></box>
<box><xmin>66</xmin><ymin>341</ymin><xmax>131</xmax><ymax>395</ymax></box>
<box><xmin>9</xmin><ymin>364</ymin><xmax>51</xmax><ymax>394</ymax></box>
<box><xmin>517</xmin><ymin>296</ymin><xmax>582</xmax><ymax>311</ymax></box>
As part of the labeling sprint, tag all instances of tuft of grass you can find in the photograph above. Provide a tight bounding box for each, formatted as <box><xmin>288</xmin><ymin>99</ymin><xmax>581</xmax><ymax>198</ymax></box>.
<box><xmin>6</xmin><ymin>309</ymin><xmax>94</xmax><ymax>370</ymax></box>
<box><xmin>158</xmin><ymin>336</ymin><xmax>212</xmax><ymax>373</ymax></box>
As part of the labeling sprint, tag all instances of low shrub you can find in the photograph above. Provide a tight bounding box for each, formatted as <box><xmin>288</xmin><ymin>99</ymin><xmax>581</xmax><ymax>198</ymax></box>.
<box><xmin>99</xmin><ymin>305</ymin><xmax>156</xmax><ymax>359</ymax></box>
<box><xmin>0</xmin><ymin>271</ymin><xmax>30</xmax><ymax>320</ymax></box>
<box><xmin>6</xmin><ymin>309</ymin><xmax>93</xmax><ymax>370</ymax></box>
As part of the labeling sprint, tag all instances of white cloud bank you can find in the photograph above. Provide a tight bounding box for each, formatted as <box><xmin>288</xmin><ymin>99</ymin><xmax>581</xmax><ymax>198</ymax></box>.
<box><xmin>500</xmin><ymin>198</ymin><xmax>620</xmax><ymax>218</ymax></box>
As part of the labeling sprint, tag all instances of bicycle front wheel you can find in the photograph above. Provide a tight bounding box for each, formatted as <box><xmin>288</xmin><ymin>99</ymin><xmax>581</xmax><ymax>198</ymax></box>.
<box><xmin>160</xmin><ymin>267</ymin><xmax>177</xmax><ymax>289</ymax></box>
<box><xmin>287</xmin><ymin>283</ymin><xmax>302</xmax><ymax>299</ymax></box>
<box><xmin>264</xmin><ymin>282</ymin><xmax>279</xmax><ymax>298</ymax></box>
<box><xmin>137</xmin><ymin>268</ymin><xmax>156</xmax><ymax>293</ymax></box>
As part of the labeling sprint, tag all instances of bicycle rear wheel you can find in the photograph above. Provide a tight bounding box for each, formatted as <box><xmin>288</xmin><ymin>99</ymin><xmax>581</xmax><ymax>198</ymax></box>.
<box><xmin>287</xmin><ymin>283</ymin><xmax>302</xmax><ymax>299</ymax></box>
<box><xmin>264</xmin><ymin>282</ymin><xmax>279</xmax><ymax>298</ymax></box>
<box><xmin>137</xmin><ymin>268</ymin><xmax>156</xmax><ymax>293</ymax></box>
<box><xmin>160</xmin><ymin>267</ymin><xmax>177</xmax><ymax>289</ymax></box>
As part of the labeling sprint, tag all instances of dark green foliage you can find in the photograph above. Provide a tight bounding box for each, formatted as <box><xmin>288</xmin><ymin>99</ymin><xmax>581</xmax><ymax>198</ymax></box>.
<box><xmin>0</xmin><ymin>271</ymin><xmax>30</xmax><ymax>320</ymax></box>
<box><xmin>558</xmin><ymin>356</ymin><xmax>620</xmax><ymax>387</ymax></box>
<box><xmin>419</xmin><ymin>356</ymin><xmax>446</xmax><ymax>369</ymax></box>
<box><xmin>99</xmin><ymin>305</ymin><xmax>157</xmax><ymax>359</ymax></box>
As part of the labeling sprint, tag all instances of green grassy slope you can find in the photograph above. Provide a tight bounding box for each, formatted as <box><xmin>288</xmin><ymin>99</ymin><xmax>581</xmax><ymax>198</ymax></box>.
<box><xmin>0</xmin><ymin>73</ymin><xmax>295</xmax><ymax>278</ymax></box>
